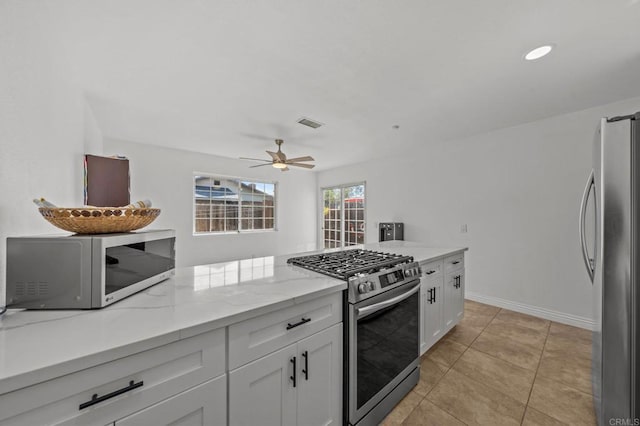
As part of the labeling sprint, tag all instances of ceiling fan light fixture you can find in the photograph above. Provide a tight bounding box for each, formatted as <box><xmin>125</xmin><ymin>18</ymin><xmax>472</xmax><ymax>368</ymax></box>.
<box><xmin>524</xmin><ymin>44</ymin><xmax>554</xmax><ymax>61</ymax></box>
<box><xmin>272</xmin><ymin>162</ymin><xmax>288</xmax><ymax>169</ymax></box>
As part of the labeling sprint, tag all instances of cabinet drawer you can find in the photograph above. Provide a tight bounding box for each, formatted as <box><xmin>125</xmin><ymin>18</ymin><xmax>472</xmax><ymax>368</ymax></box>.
<box><xmin>228</xmin><ymin>292</ymin><xmax>342</xmax><ymax>370</ymax></box>
<box><xmin>0</xmin><ymin>328</ymin><xmax>225</xmax><ymax>426</ymax></box>
<box><xmin>444</xmin><ymin>253</ymin><xmax>464</xmax><ymax>273</ymax></box>
<box><xmin>115</xmin><ymin>375</ymin><xmax>226</xmax><ymax>426</ymax></box>
<box><xmin>420</xmin><ymin>259</ymin><xmax>443</xmax><ymax>278</ymax></box>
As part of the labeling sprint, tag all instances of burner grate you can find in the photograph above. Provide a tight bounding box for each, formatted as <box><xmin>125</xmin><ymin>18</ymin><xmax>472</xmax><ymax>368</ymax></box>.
<box><xmin>287</xmin><ymin>249</ymin><xmax>413</xmax><ymax>280</ymax></box>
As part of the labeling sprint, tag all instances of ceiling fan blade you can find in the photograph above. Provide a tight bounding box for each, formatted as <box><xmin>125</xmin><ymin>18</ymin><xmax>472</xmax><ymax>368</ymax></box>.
<box><xmin>287</xmin><ymin>162</ymin><xmax>315</xmax><ymax>169</ymax></box>
<box><xmin>285</xmin><ymin>156</ymin><xmax>314</xmax><ymax>163</ymax></box>
<box><xmin>240</xmin><ymin>157</ymin><xmax>271</xmax><ymax>162</ymax></box>
<box><xmin>266</xmin><ymin>150</ymin><xmax>285</xmax><ymax>162</ymax></box>
<box><xmin>249</xmin><ymin>163</ymin><xmax>272</xmax><ymax>168</ymax></box>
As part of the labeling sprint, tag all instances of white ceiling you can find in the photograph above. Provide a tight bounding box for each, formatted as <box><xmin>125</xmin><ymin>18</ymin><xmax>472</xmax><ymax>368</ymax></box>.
<box><xmin>50</xmin><ymin>0</ymin><xmax>640</xmax><ymax>171</ymax></box>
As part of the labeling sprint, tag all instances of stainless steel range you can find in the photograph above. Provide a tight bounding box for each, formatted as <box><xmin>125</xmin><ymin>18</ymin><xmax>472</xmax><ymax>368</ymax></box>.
<box><xmin>288</xmin><ymin>249</ymin><xmax>421</xmax><ymax>426</ymax></box>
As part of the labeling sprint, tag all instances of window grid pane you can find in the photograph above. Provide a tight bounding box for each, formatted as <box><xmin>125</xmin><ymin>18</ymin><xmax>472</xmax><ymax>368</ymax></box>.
<box><xmin>322</xmin><ymin>184</ymin><xmax>365</xmax><ymax>249</ymax></box>
<box><xmin>194</xmin><ymin>175</ymin><xmax>275</xmax><ymax>234</ymax></box>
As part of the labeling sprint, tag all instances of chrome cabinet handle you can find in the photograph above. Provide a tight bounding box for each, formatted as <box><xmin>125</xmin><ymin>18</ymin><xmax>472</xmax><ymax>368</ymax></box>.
<box><xmin>452</xmin><ymin>260</ymin><xmax>460</xmax><ymax>265</ymax></box>
<box><xmin>425</xmin><ymin>270</ymin><xmax>436</xmax><ymax>275</ymax></box>
<box><xmin>579</xmin><ymin>169</ymin><xmax>595</xmax><ymax>283</ymax></box>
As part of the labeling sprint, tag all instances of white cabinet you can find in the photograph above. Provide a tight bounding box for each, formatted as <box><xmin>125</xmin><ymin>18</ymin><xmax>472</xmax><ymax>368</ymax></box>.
<box><xmin>0</xmin><ymin>328</ymin><xmax>226</xmax><ymax>426</ymax></box>
<box><xmin>296</xmin><ymin>324</ymin><xmax>342</xmax><ymax>426</ymax></box>
<box><xmin>422</xmin><ymin>282</ymin><xmax>443</xmax><ymax>352</ymax></box>
<box><xmin>115</xmin><ymin>375</ymin><xmax>226</xmax><ymax>426</ymax></box>
<box><xmin>443</xmin><ymin>255</ymin><xmax>465</xmax><ymax>330</ymax></box>
<box><xmin>229</xmin><ymin>343</ymin><xmax>297</xmax><ymax>426</ymax></box>
<box><xmin>420</xmin><ymin>260</ymin><xmax>444</xmax><ymax>354</ymax></box>
<box><xmin>228</xmin><ymin>292</ymin><xmax>342</xmax><ymax>370</ymax></box>
<box><xmin>229</xmin><ymin>323</ymin><xmax>342</xmax><ymax>426</ymax></box>
<box><xmin>420</xmin><ymin>252</ymin><xmax>465</xmax><ymax>355</ymax></box>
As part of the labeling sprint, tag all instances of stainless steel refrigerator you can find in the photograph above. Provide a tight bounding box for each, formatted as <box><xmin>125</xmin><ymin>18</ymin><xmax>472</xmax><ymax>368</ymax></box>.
<box><xmin>580</xmin><ymin>112</ymin><xmax>639</xmax><ymax>425</ymax></box>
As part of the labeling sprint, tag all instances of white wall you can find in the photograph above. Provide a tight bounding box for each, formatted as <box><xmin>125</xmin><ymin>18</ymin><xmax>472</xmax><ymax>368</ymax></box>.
<box><xmin>83</xmin><ymin>100</ymin><xmax>104</xmax><ymax>156</ymax></box>
<box><xmin>0</xmin><ymin>2</ymin><xmax>87</xmax><ymax>309</ymax></box>
<box><xmin>105</xmin><ymin>139</ymin><xmax>317</xmax><ymax>267</ymax></box>
<box><xmin>318</xmin><ymin>96</ymin><xmax>640</xmax><ymax>328</ymax></box>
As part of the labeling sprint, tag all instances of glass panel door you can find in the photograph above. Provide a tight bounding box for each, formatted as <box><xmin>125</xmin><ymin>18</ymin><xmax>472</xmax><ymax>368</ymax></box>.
<box><xmin>323</xmin><ymin>188</ymin><xmax>342</xmax><ymax>248</ymax></box>
<box><xmin>322</xmin><ymin>183</ymin><xmax>365</xmax><ymax>249</ymax></box>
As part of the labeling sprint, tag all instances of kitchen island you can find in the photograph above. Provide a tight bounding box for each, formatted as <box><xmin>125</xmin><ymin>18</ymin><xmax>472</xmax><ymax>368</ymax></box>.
<box><xmin>0</xmin><ymin>241</ymin><xmax>466</xmax><ymax>425</ymax></box>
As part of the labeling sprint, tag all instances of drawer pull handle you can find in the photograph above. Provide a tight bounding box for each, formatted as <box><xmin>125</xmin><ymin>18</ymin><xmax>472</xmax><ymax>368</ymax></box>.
<box><xmin>451</xmin><ymin>260</ymin><xmax>460</xmax><ymax>265</ymax></box>
<box><xmin>286</xmin><ymin>317</ymin><xmax>311</xmax><ymax>330</ymax></box>
<box><xmin>425</xmin><ymin>270</ymin><xmax>436</xmax><ymax>275</ymax></box>
<box><xmin>302</xmin><ymin>350</ymin><xmax>309</xmax><ymax>380</ymax></box>
<box><xmin>290</xmin><ymin>356</ymin><xmax>297</xmax><ymax>388</ymax></box>
<box><xmin>79</xmin><ymin>380</ymin><xmax>144</xmax><ymax>410</ymax></box>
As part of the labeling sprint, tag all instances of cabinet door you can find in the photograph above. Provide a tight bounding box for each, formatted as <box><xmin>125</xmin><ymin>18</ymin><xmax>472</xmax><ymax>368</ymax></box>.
<box><xmin>297</xmin><ymin>323</ymin><xmax>342</xmax><ymax>426</ymax></box>
<box><xmin>229</xmin><ymin>344</ymin><xmax>297</xmax><ymax>426</ymax></box>
<box><xmin>444</xmin><ymin>271</ymin><xmax>465</xmax><ymax>329</ymax></box>
<box><xmin>422</xmin><ymin>284</ymin><xmax>443</xmax><ymax>352</ymax></box>
<box><xmin>115</xmin><ymin>375</ymin><xmax>226</xmax><ymax>426</ymax></box>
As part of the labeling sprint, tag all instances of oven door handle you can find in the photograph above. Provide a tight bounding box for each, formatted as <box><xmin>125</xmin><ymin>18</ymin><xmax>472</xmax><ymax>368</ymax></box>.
<box><xmin>356</xmin><ymin>282</ymin><xmax>421</xmax><ymax>319</ymax></box>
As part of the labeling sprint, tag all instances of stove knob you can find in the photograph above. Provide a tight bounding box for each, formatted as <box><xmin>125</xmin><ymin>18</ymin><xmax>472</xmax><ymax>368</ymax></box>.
<box><xmin>357</xmin><ymin>283</ymin><xmax>368</xmax><ymax>294</ymax></box>
<box><xmin>405</xmin><ymin>269</ymin><xmax>412</xmax><ymax>277</ymax></box>
<box><xmin>366</xmin><ymin>281</ymin><xmax>375</xmax><ymax>291</ymax></box>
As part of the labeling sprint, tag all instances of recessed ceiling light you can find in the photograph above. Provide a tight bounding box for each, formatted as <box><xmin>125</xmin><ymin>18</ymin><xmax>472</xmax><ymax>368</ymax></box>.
<box><xmin>524</xmin><ymin>45</ymin><xmax>554</xmax><ymax>61</ymax></box>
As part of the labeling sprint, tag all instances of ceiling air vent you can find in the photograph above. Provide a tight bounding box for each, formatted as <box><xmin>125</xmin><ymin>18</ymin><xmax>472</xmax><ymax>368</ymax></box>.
<box><xmin>297</xmin><ymin>117</ymin><xmax>323</xmax><ymax>129</ymax></box>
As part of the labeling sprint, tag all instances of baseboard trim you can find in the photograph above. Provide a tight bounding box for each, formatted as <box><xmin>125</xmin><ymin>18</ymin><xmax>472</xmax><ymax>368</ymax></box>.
<box><xmin>465</xmin><ymin>291</ymin><xmax>595</xmax><ymax>331</ymax></box>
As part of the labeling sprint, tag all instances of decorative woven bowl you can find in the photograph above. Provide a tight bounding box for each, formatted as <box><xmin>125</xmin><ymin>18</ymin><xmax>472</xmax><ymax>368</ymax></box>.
<box><xmin>38</xmin><ymin>207</ymin><xmax>161</xmax><ymax>234</ymax></box>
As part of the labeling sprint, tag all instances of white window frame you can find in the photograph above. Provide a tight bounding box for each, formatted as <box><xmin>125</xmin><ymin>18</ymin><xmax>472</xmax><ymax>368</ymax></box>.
<box><xmin>193</xmin><ymin>172</ymin><xmax>277</xmax><ymax>235</ymax></box>
<box><xmin>320</xmin><ymin>181</ymin><xmax>366</xmax><ymax>249</ymax></box>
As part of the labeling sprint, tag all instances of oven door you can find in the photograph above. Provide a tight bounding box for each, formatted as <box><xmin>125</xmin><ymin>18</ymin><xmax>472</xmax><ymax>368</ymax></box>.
<box><xmin>348</xmin><ymin>280</ymin><xmax>420</xmax><ymax>424</ymax></box>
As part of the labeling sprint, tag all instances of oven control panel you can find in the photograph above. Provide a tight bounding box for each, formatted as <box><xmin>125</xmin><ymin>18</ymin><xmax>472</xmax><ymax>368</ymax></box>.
<box><xmin>379</xmin><ymin>270</ymin><xmax>403</xmax><ymax>288</ymax></box>
<box><xmin>348</xmin><ymin>262</ymin><xmax>421</xmax><ymax>303</ymax></box>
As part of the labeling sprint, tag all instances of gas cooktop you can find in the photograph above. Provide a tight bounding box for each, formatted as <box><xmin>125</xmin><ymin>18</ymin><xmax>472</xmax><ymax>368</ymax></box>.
<box><xmin>287</xmin><ymin>248</ymin><xmax>414</xmax><ymax>281</ymax></box>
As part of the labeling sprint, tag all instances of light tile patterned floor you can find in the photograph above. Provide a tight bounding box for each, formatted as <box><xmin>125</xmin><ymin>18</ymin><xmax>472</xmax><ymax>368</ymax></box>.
<box><xmin>381</xmin><ymin>300</ymin><xmax>595</xmax><ymax>426</ymax></box>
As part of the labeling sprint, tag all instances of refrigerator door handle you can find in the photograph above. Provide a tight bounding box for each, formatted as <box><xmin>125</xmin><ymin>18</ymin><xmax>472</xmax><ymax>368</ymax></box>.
<box><xmin>580</xmin><ymin>169</ymin><xmax>595</xmax><ymax>283</ymax></box>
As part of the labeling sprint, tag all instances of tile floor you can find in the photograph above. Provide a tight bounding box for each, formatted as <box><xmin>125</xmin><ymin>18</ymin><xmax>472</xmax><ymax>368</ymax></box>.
<box><xmin>381</xmin><ymin>300</ymin><xmax>595</xmax><ymax>426</ymax></box>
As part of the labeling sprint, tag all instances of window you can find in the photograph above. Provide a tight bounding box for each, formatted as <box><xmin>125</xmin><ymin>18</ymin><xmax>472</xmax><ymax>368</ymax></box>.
<box><xmin>322</xmin><ymin>183</ymin><xmax>365</xmax><ymax>248</ymax></box>
<box><xmin>194</xmin><ymin>175</ymin><xmax>276</xmax><ymax>234</ymax></box>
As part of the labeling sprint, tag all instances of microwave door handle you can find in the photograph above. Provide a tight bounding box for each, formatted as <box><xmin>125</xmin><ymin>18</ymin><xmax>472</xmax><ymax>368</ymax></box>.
<box><xmin>579</xmin><ymin>169</ymin><xmax>595</xmax><ymax>283</ymax></box>
<box><xmin>356</xmin><ymin>282</ymin><xmax>420</xmax><ymax>320</ymax></box>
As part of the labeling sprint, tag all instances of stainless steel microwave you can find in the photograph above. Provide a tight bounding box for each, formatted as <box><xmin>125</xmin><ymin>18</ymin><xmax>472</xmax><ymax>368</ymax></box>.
<box><xmin>6</xmin><ymin>229</ymin><xmax>175</xmax><ymax>309</ymax></box>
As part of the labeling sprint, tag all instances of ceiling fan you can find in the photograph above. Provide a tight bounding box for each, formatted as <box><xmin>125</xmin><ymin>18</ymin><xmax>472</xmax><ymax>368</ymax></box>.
<box><xmin>240</xmin><ymin>139</ymin><xmax>315</xmax><ymax>171</ymax></box>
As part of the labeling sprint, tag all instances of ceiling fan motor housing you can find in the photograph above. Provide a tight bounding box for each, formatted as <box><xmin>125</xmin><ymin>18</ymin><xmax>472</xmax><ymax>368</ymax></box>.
<box><xmin>240</xmin><ymin>139</ymin><xmax>315</xmax><ymax>171</ymax></box>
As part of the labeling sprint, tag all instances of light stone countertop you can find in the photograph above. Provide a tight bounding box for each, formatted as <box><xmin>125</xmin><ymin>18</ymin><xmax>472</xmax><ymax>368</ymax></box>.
<box><xmin>366</xmin><ymin>241</ymin><xmax>468</xmax><ymax>264</ymax></box>
<box><xmin>0</xmin><ymin>242</ymin><xmax>466</xmax><ymax>395</ymax></box>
